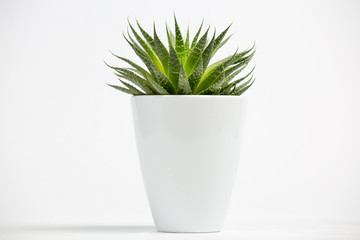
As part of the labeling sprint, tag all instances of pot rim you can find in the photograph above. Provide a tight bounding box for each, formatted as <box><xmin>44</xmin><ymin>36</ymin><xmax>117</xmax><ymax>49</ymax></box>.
<box><xmin>132</xmin><ymin>95</ymin><xmax>246</xmax><ymax>98</ymax></box>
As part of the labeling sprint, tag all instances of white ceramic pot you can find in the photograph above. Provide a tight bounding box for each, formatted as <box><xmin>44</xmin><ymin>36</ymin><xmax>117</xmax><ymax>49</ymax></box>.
<box><xmin>131</xmin><ymin>96</ymin><xmax>246</xmax><ymax>233</ymax></box>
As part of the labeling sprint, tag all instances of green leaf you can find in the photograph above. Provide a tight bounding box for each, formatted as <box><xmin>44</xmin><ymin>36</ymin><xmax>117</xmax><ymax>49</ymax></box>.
<box><xmin>153</xmin><ymin>68</ymin><xmax>176</xmax><ymax>94</ymax></box>
<box><xmin>107</xmin><ymin>53</ymin><xmax>153</xmax><ymax>80</ymax></box>
<box><xmin>201</xmin><ymin>32</ymin><xmax>215</xmax><ymax>69</ymax></box>
<box><xmin>198</xmin><ymin>71</ymin><xmax>225</xmax><ymax>95</ymax></box>
<box><xmin>124</xmin><ymin>35</ymin><xmax>175</xmax><ymax>93</ymax></box>
<box><xmin>222</xmin><ymin>65</ymin><xmax>255</xmax><ymax>87</ymax></box>
<box><xmin>128</xmin><ymin>21</ymin><xmax>165</xmax><ymax>73</ymax></box>
<box><xmin>123</xmin><ymin>34</ymin><xmax>157</xmax><ymax>77</ymax></box>
<box><xmin>188</xmin><ymin>57</ymin><xmax>203</xmax><ymax>91</ymax></box>
<box><xmin>185</xmin><ymin>26</ymin><xmax>190</xmax><ymax>57</ymax></box>
<box><xmin>212</xmin><ymin>35</ymin><xmax>232</xmax><ymax>56</ymax></box>
<box><xmin>212</xmin><ymin>45</ymin><xmax>256</xmax><ymax>91</ymax></box>
<box><xmin>195</xmin><ymin>51</ymin><xmax>237</xmax><ymax>93</ymax></box>
<box><xmin>112</xmin><ymin>68</ymin><xmax>154</xmax><ymax>94</ymax></box>
<box><xmin>232</xmin><ymin>78</ymin><xmax>255</xmax><ymax>95</ymax></box>
<box><xmin>166</xmin><ymin>23</ymin><xmax>175</xmax><ymax>48</ymax></box>
<box><xmin>221</xmin><ymin>65</ymin><xmax>247</xmax><ymax>87</ymax></box>
<box><xmin>220</xmin><ymin>81</ymin><xmax>236</xmax><ymax>95</ymax></box>
<box><xmin>107</xmin><ymin>83</ymin><xmax>135</xmax><ymax>95</ymax></box>
<box><xmin>221</xmin><ymin>71</ymin><xmax>254</xmax><ymax>95</ymax></box>
<box><xmin>191</xmin><ymin>20</ymin><xmax>203</xmax><ymax>49</ymax></box>
<box><xmin>178</xmin><ymin>65</ymin><xmax>192</xmax><ymax>94</ymax></box>
<box><xmin>233</xmin><ymin>43</ymin><xmax>256</xmax><ymax>64</ymax></box>
<box><xmin>168</xmin><ymin>44</ymin><xmax>181</xmax><ymax>90</ymax></box>
<box><xmin>213</xmin><ymin>23</ymin><xmax>232</xmax><ymax>53</ymax></box>
<box><xmin>153</xmin><ymin>23</ymin><xmax>169</xmax><ymax>75</ymax></box>
<box><xmin>119</xmin><ymin>80</ymin><xmax>145</xmax><ymax>95</ymax></box>
<box><xmin>136</xmin><ymin>20</ymin><xmax>156</xmax><ymax>51</ymax></box>
<box><xmin>201</xmin><ymin>57</ymin><xmax>229</xmax><ymax>81</ymax></box>
<box><xmin>184</xmin><ymin>27</ymin><xmax>209</xmax><ymax>76</ymax></box>
<box><xmin>223</xmin><ymin>61</ymin><xmax>248</xmax><ymax>78</ymax></box>
<box><xmin>174</xmin><ymin>15</ymin><xmax>186</xmax><ymax>63</ymax></box>
<box><xmin>147</xmin><ymin>77</ymin><xmax>170</xmax><ymax>95</ymax></box>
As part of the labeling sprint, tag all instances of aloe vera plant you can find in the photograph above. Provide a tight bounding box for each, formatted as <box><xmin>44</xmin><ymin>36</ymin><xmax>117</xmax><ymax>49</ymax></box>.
<box><xmin>106</xmin><ymin>16</ymin><xmax>255</xmax><ymax>95</ymax></box>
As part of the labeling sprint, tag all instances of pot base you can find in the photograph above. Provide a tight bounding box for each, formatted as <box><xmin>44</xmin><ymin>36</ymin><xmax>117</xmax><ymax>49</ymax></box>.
<box><xmin>157</xmin><ymin>229</ymin><xmax>221</xmax><ymax>233</ymax></box>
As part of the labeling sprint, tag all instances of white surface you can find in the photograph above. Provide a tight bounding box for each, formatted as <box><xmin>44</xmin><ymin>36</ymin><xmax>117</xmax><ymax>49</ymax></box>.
<box><xmin>1</xmin><ymin>0</ymin><xmax>360</xmax><ymax>238</ymax></box>
<box><xmin>1</xmin><ymin>221</ymin><xmax>360</xmax><ymax>240</ymax></box>
<box><xmin>132</xmin><ymin>96</ymin><xmax>246</xmax><ymax>232</ymax></box>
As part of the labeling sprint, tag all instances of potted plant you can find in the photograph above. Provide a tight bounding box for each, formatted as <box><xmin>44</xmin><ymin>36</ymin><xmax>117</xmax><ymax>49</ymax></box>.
<box><xmin>106</xmin><ymin>16</ymin><xmax>255</xmax><ymax>233</ymax></box>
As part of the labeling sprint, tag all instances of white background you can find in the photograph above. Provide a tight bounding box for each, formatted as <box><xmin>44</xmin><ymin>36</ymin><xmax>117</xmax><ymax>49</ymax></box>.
<box><xmin>1</xmin><ymin>0</ymin><xmax>360</xmax><ymax>238</ymax></box>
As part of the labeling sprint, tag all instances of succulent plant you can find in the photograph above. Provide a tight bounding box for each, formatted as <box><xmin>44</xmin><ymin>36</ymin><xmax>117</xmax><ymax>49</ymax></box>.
<box><xmin>106</xmin><ymin>16</ymin><xmax>255</xmax><ymax>95</ymax></box>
